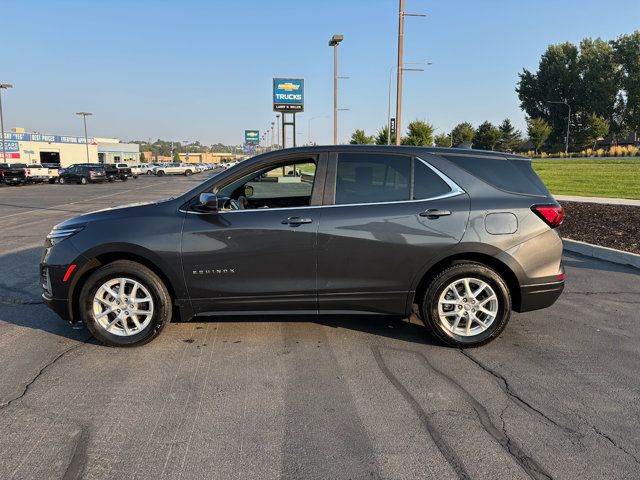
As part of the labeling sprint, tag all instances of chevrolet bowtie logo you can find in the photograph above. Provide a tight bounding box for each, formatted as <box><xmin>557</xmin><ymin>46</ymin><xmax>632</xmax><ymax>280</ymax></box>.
<box><xmin>277</xmin><ymin>82</ymin><xmax>300</xmax><ymax>92</ymax></box>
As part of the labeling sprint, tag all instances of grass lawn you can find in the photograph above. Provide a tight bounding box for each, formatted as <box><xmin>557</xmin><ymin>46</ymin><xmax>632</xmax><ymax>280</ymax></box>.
<box><xmin>532</xmin><ymin>159</ymin><xmax>640</xmax><ymax>199</ymax></box>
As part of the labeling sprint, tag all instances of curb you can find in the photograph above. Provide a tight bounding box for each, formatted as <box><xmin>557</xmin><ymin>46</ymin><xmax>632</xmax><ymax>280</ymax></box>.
<box><xmin>563</xmin><ymin>239</ymin><xmax>640</xmax><ymax>270</ymax></box>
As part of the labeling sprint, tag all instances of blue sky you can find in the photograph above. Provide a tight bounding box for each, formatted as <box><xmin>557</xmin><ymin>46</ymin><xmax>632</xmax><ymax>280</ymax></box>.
<box><xmin>3</xmin><ymin>0</ymin><xmax>639</xmax><ymax>145</ymax></box>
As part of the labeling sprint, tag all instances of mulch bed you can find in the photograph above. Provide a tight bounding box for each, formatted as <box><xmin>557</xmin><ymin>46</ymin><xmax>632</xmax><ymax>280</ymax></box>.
<box><xmin>558</xmin><ymin>201</ymin><xmax>640</xmax><ymax>255</ymax></box>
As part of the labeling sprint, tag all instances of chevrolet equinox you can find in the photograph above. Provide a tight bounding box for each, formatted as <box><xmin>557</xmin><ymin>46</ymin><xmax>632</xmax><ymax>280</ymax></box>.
<box><xmin>41</xmin><ymin>146</ymin><xmax>565</xmax><ymax>347</ymax></box>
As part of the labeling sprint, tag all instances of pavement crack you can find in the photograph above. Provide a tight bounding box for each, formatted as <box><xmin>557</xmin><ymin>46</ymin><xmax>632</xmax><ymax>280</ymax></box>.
<box><xmin>0</xmin><ymin>336</ymin><xmax>90</xmax><ymax>410</ymax></box>
<box><xmin>62</xmin><ymin>424</ymin><xmax>90</xmax><ymax>480</ymax></box>
<box><xmin>591</xmin><ymin>425</ymin><xmax>640</xmax><ymax>466</ymax></box>
<box><xmin>371</xmin><ymin>346</ymin><xmax>471</xmax><ymax>479</ymax></box>
<box><xmin>460</xmin><ymin>350</ymin><xmax>576</xmax><ymax>435</ymax></box>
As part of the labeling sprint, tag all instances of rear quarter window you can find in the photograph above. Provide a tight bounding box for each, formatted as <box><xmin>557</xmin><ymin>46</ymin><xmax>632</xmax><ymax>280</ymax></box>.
<box><xmin>447</xmin><ymin>155</ymin><xmax>549</xmax><ymax>196</ymax></box>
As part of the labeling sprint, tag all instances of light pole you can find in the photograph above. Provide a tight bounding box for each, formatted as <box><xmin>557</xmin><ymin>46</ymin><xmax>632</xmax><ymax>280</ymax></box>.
<box><xmin>75</xmin><ymin>112</ymin><xmax>92</xmax><ymax>163</ymax></box>
<box><xmin>275</xmin><ymin>114</ymin><xmax>281</xmax><ymax>149</ymax></box>
<box><xmin>387</xmin><ymin>62</ymin><xmax>431</xmax><ymax>144</ymax></box>
<box><xmin>395</xmin><ymin>1</ymin><xmax>425</xmax><ymax>145</ymax></box>
<box><xmin>270</xmin><ymin>122</ymin><xmax>275</xmax><ymax>150</ymax></box>
<box><xmin>183</xmin><ymin>141</ymin><xmax>190</xmax><ymax>162</ymax></box>
<box><xmin>546</xmin><ymin>100</ymin><xmax>571</xmax><ymax>154</ymax></box>
<box><xmin>0</xmin><ymin>84</ymin><xmax>13</xmax><ymax>163</ymax></box>
<box><xmin>329</xmin><ymin>34</ymin><xmax>344</xmax><ymax>145</ymax></box>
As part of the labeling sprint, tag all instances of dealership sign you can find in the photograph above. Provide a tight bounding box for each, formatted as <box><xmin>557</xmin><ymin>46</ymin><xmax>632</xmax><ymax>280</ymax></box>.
<box><xmin>273</xmin><ymin>78</ymin><xmax>304</xmax><ymax>112</ymax></box>
<box><xmin>1</xmin><ymin>132</ymin><xmax>94</xmax><ymax>144</ymax></box>
<box><xmin>244</xmin><ymin>130</ymin><xmax>259</xmax><ymax>144</ymax></box>
<box><xmin>0</xmin><ymin>140</ymin><xmax>20</xmax><ymax>159</ymax></box>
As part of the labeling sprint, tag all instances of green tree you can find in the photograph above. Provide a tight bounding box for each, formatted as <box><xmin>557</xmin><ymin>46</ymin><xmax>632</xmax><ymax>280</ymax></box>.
<box><xmin>434</xmin><ymin>132</ymin><xmax>451</xmax><ymax>147</ymax></box>
<box><xmin>173</xmin><ymin>150</ymin><xmax>181</xmax><ymax>162</ymax></box>
<box><xmin>585</xmin><ymin>113</ymin><xmax>610</xmax><ymax>150</ymax></box>
<box><xmin>450</xmin><ymin>122</ymin><xmax>475</xmax><ymax>147</ymax></box>
<box><xmin>612</xmin><ymin>31</ymin><xmax>640</xmax><ymax>139</ymax></box>
<box><xmin>349</xmin><ymin>129</ymin><xmax>375</xmax><ymax>144</ymax></box>
<box><xmin>527</xmin><ymin>117</ymin><xmax>552</xmax><ymax>154</ymax></box>
<box><xmin>498</xmin><ymin>119</ymin><xmax>522</xmax><ymax>152</ymax></box>
<box><xmin>375</xmin><ymin>125</ymin><xmax>396</xmax><ymax>145</ymax></box>
<box><xmin>401</xmin><ymin>120</ymin><xmax>434</xmax><ymax>146</ymax></box>
<box><xmin>139</xmin><ymin>152</ymin><xmax>145</xmax><ymax>162</ymax></box>
<box><xmin>517</xmin><ymin>42</ymin><xmax>580</xmax><ymax>148</ymax></box>
<box><xmin>473</xmin><ymin>121</ymin><xmax>502</xmax><ymax>150</ymax></box>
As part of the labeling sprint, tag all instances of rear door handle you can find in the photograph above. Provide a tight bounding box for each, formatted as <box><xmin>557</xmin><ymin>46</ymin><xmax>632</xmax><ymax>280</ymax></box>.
<box><xmin>282</xmin><ymin>216</ymin><xmax>313</xmax><ymax>226</ymax></box>
<box><xmin>419</xmin><ymin>208</ymin><xmax>451</xmax><ymax>218</ymax></box>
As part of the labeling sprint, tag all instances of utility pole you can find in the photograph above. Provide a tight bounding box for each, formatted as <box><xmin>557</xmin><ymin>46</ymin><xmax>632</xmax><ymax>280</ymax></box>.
<box><xmin>394</xmin><ymin>1</ymin><xmax>425</xmax><ymax>145</ymax></box>
<box><xmin>76</xmin><ymin>111</ymin><xmax>92</xmax><ymax>162</ymax></box>
<box><xmin>276</xmin><ymin>114</ymin><xmax>280</xmax><ymax>148</ymax></box>
<box><xmin>270</xmin><ymin>122</ymin><xmax>275</xmax><ymax>150</ymax></box>
<box><xmin>0</xmin><ymin>84</ymin><xmax>13</xmax><ymax>163</ymax></box>
<box><xmin>329</xmin><ymin>34</ymin><xmax>344</xmax><ymax>145</ymax></box>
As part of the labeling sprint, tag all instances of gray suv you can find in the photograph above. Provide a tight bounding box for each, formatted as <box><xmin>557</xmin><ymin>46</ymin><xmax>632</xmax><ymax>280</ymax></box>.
<box><xmin>41</xmin><ymin>146</ymin><xmax>564</xmax><ymax>347</ymax></box>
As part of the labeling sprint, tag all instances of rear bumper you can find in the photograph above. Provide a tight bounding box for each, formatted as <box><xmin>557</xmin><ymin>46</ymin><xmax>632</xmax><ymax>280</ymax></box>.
<box><xmin>517</xmin><ymin>280</ymin><xmax>564</xmax><ymax>312</ymax></box>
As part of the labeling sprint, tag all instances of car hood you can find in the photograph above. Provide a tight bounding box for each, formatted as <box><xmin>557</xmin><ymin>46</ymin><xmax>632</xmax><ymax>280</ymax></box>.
<box><xmin>53</xmin><ymin>198</ymin><xmax>175</xmax><ymax>229</ymax></box>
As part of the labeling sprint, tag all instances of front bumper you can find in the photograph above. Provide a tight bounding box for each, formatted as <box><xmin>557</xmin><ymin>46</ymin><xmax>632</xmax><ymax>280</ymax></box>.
<box><xmin>517</xmin><ymin>279</ymin><xmax>564</xmax><ymax>312</ymax></box>
<box><xmin>42</xmin><ymin>293</ymin><xmax>72</xmax><ymax>322</ymax></box>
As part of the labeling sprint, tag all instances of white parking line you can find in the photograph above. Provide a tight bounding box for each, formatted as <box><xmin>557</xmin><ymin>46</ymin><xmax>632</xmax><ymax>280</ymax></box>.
<box><xmin>1</xmin><ymin>181</ymin><xmax>170</xmax><ymax>219</ymax></box>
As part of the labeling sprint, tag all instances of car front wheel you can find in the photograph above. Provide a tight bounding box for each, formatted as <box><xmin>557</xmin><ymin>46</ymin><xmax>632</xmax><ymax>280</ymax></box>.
<box><xmin>421</xmin><ymin>262</ymin><xmax>511</xmax><ymax>348</ymax></box>
<box><xmin>59</xmin><ymin>177</ymin><xmax>66</xmax><ymax>185</ymax></box>
<box><xmin>79</xmin><ymin>260</ymin><xmax>172</xmax><ymax>347</ymax></box>
<box><xmin>184</xmin><ymin>170</ymin><xmax>192</xmax><ymax>176</ymax></box>
<box><xmin>80</xmin><ymin>177</ymin><xmax>88</xmax><ymax>185</ymax></box>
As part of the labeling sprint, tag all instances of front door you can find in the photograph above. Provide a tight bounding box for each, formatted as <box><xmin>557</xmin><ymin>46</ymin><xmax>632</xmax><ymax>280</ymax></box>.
<box><xmin>317</xmin><ymin>151</ymin><xmax>470</xmax><ymax>315</ymax></box>
<box><xmin>181</xmin><ymin>155</ymin><xmax>325</xmax><ymax>315</ymax></box>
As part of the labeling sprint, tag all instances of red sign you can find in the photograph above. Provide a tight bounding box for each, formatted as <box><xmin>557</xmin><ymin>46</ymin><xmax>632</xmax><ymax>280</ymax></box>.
<box><xmin>0</xmin><ymin>152</ymin><xmax>20</xmax><ymax>159</ymax></box>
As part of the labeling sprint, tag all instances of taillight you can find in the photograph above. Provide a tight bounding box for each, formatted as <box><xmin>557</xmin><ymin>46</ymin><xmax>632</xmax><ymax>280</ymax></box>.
<box><xmin>531</xmin><ymin>204</ymin><xmax>564</xmax><ymax>228</ymax></box>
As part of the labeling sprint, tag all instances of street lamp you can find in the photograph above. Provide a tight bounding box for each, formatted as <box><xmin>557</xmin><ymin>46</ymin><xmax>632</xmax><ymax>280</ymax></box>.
<box><xmin>75</xmin><ymin>112</ymin><xmax>92</xmax><ymax>163</ymax></box>
<box><xmin>395</xmin><ymin>0</ymin><xmax>426</xmax><ymax>145</ymax></box>
<box><xmin>183</xmin><ymin>140</ymin><xmax>191</xmax><ymax>162</ymax></box>
<box><xmin>0</xmin><ymin>83</ymin><xmax>13</xmax><ymax>163</ymax></box>
<box><xmin>329</xmin><ymin>34</ymin><xmax>344</xmax><ymax>145</ymax></box>
<box><xmin>275</xmin><ymin>114</ymin><xmax>281</xmax><ymax>149</ymax></box>
<box><xmin>546</xmin><ymin>100</ymin><xmax>571</xmax><ymax>154</ymax></box>
<box><xmin>387</xmin><ymin>62</ymin><xmax>431</xmax><ymax>144</ymax></box>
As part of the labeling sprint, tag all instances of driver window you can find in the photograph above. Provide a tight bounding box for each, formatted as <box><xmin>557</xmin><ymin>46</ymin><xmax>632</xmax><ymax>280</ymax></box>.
<box><xmin>219</xmin><ymin>160</ymin><xmax>317</xmax><ymax>211</ymax></box>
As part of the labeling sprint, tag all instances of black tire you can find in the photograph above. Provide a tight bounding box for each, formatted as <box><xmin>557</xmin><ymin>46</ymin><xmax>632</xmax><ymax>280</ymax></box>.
<box><xmin>79</xmin><ymin>260</ymin><xmax>172</xmax><ymax>347</ymax></box>
<box><xmin>80</xmin><ymin>177</ymin><xmax>88</xmax><ymax>185</ymax></box>
<box><xmin>157</xmin><ymin>170</ymin><xmax>165</xmax><ymax>176</ymax></box>
<box><xmin>108</xmin><ymin>178</ymin><xmax>114</xmax><ymax>183</ymax></box>
<box><xmin>184</xmin><ymin>170</ymin><xmax>192</xmax><ymax>176</ymax></box>
<box><xmin>121</xmin><ymin>176</ymin><xmax>128</xmax><ymax>182</ymax></box>
<box><xmin>421</xmin><ymin>262</ymin><xmax>511</xmax><ymax>348</ymax></box>
<box><xmin>59</xmin><ymin>177</ymin><xmax>66</xmax><ymax>185</ymax></box>
<box><xmin>146</xmin><ymin>170</ymin><xmax>153</xmax><ymax>176</ymax></box>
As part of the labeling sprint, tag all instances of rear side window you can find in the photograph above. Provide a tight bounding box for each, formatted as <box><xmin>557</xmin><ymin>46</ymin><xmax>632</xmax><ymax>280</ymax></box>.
<box><xmin>335</xmin><ymin>153</ymin><xmax>410</xmax><ymax>204</ymax></box>
<box><xmin>413</xmin><ymin>159</ymin><xmax>452</xmax><ymax>200</ymax></box>
<box><xmin>448</xmin><ymin>156</ymin><xmax>549</xmax><ymax>196</ymax></box>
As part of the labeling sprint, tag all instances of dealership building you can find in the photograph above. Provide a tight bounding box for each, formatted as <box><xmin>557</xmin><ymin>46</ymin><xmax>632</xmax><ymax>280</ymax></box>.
<box><xmin>0</xmin><ymin>128</ymin><xmax>140</xmax><ymax>167</ymax></box>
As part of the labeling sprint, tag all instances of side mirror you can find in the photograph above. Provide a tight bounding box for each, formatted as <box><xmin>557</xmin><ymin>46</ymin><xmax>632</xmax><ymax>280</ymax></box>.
<box><xmin>199</xmin><ymin>192</ymin><xmax>218</xmax><ymax>211</ymax></box>
<box><xmin>244</xmin><ymin>185</ymin><xmax>254</xmax><ymax>198</ymax></box>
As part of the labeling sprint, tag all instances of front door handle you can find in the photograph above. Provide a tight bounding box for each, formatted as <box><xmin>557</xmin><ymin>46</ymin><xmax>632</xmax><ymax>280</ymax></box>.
<box><xmin>282</xmin><ymin>216</ymin><xmax>313</xmax><ymax>226</ymax></box>
<box><xmin>419</xmin><ymin>208</ymin><xmax>451</xmax><ymax>219</ymax></box>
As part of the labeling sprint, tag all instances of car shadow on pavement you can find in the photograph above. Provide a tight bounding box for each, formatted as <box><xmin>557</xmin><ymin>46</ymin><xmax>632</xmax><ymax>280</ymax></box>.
<box><xmin>201</xmin><ymin>313</ymin><xmax>444</xmax><ymax>347</ymax></box>
<box><xmin>562</xmin><ymin>252</ymin><xmax>640</xmax><ymax>275</ymax></box>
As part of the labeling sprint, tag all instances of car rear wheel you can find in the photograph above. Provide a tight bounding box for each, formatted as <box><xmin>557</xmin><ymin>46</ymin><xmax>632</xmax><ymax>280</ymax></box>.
<box><xmin>79</xmin><ymin>260</ymin><xmax>171</xmax><ymax>347</ymax></box>
<box><xmin>121</xmin><ymin>176</ymin><xmax>128</xmax><ymax>181</ymax></box>
<box><xmin>157</xmin><ymin>170</ymin><xmax>165</xmax><ymax>176</ymax></box>
<box><xmin>184</xmin><ymin>170</ymin><xmax>192</xmax><ymax>176</ymax></box>
<box><xmin>80</xmin><ymin>177</ymin><xmax>88</xmax><ymax>185</ymax></box>
<box><xmin>58</xmin><ymin>177</ymin><xmax>66</xmax><ymax>185</ymax></box>
<box><xmin>146</xmin><ymin>170</ymin><xmax>153</xmax><ymax>175</ymax></box>
<box><xmin>421</xmin><ymin>262</ymin><xmax>511</xmax><ymax>348</ymax></box>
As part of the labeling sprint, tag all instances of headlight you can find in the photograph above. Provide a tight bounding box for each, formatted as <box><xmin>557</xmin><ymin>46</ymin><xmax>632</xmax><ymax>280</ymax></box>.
<box><xmin>46</xmin><ymin>226</ymin><xmax>85</xmax><ymax>246</ymax></box>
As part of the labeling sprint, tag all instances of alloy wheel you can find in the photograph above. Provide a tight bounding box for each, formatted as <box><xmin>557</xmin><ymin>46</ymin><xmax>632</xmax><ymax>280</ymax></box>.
<box><xmin>437</xmin><ymin>277</ymin><xmax>498</xmax><ymax>337</ymax></box>
<box><xmin>92</xmin><ymin>277</ymin><xmax>154</xmax><ymax>337</ymax></box>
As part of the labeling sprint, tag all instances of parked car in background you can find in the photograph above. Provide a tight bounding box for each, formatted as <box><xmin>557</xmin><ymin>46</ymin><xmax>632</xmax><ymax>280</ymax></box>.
<box><xmin>42</xmin><ymin>163</ymin><xmax>61</xmax><ymax>183</ymax></box>
<box><xmin>126</xmin><ymin>164</ymin><xmax>142</xmax><ymax>178</ymax></box>
<box><xmin>152</xmin><ymin>163</ymin><xmax>195</xmax><ymax>176</ymax></box>
<box><xmin>0</xmin><ymin>163</ymin><xmax>27</xmax><ymax>186</ymax></box>
<box><xmin>58</xmin><ymin>165</ymin><xmax>107</xmax><ymax>184</ymax></box>
<box><xmin>24</xmin><ymin>164</ymin><xmax>54</xmax><ymax>184</ymax></box>
<box><xmin>109</xmin><ymin>163</ymin><xmax>133</xmax><ymax>181</ymax></box>
<box><xmin>41</xmin><ymin>145</ymin><xmax>564</xmax><ymax>347</ymax></box>
<box><xmin>142</xmin><ymin>163</ymin><xmax>162</xmax><ymax>175</ymax></box>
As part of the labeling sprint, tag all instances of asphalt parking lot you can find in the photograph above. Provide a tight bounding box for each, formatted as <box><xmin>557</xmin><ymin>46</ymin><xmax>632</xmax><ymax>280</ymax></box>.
<box><xmin>0</xmin><ymin>176</ymin><xmax>639</xmax><ymax>479</ymax></box>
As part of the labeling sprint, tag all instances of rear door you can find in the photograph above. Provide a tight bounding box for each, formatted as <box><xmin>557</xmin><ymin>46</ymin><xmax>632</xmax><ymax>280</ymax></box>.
<box><xmin>317</xmin><ymin>151</ymin><xmax>470</xmax><ymax>315</ymax></box>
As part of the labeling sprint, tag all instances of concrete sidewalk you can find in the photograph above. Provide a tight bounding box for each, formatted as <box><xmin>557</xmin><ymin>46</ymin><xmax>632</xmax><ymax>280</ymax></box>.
<box><xmin>555</xmin><ymin>194</ymin><xmax>640</xmax><ymax>206</ymax></box>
